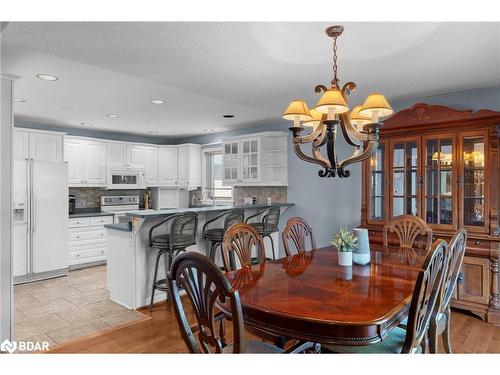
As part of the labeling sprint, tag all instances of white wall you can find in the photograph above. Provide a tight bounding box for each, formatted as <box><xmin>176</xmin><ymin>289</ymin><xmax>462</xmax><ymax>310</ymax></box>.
<box><xmin>0</xmin><ymin>76</ymin><xmax>13</xmax><ymax>342</ymax></box>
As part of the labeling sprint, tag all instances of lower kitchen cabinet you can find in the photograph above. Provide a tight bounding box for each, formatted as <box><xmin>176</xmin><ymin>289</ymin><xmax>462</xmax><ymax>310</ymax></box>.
<box><xmin>68</xmin><ymin>215</ymin><xmax>113</xmax><ymax>268</ymax></box>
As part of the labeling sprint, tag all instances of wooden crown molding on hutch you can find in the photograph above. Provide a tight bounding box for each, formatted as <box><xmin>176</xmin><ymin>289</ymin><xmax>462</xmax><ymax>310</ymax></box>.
<box><xmin>360</xmin><ymin>102</ymin><xmax>500</xmax><ymax>325</ymax></box>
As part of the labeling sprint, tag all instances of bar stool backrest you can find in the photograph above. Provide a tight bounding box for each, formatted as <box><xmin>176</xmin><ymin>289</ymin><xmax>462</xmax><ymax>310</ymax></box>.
<box><xmin>263</xmin><ymin>207</ymin><xmax>281</xmax><ymax>233</ymax></box>
<box><xmin>170</xmin><ymin>212</ymin><xmax>198</xmax><ymax>249</ymax></box>
<box><xmin>224</xmin><ymin>209</ymin><xmax>245</xmax><ymax>231</ymax></box>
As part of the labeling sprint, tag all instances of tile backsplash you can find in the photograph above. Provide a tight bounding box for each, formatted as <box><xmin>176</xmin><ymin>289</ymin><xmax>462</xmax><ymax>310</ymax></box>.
<box><xmin>69</xmin><ymin>187</ymin><xmax>150</xmax><ymax>209</ymax></box>
<box><xmin>233</xmin><ymin>186</ymin><xmax>287</xmax><ymax>205</ymax></box>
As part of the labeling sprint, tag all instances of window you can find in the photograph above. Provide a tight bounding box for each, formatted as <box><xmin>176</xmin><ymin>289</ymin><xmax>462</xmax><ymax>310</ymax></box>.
<box><xmin>205</xmin><ymin>151</ymin><xmax>233</xmax><ymax>201</ymax></box>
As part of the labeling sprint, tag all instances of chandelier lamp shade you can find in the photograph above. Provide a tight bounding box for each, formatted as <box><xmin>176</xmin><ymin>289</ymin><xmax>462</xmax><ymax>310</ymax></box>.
<box><xmin>282</xmin><ymin>25</ymin><xmax>393</xmax><ymax>178</ymax></box>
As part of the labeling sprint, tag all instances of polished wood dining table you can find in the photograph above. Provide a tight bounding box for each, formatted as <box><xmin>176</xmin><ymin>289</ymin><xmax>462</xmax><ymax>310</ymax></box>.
<box><xmin>221</xmin><ymin>245</ymin><xmax>425</xmax><ymax>346</ymax></box>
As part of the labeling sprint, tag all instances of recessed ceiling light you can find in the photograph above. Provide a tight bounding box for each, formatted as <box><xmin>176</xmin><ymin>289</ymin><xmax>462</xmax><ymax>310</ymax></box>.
<box><xmin>61</xmin><ymin>105</ymin><xmax>79</xmax><ymax>111</ymax></box>
<box><xmin>36</xmin><ymin>74</ymin><xmax>58</xmax><ymax>81</ymax></box>
<box><xmin>203</xmin><ymin>128</ymin><xmax>214</xmax><ymax>133</ymax></box>
<box><xmin>80</xmin><ymin>122</ymin><xmax>93</xmax><ymax>127</ymax></box>
<box><xmin>105</xmin><ymin>114</ymin><xmax>119</xmax><ymax>119</ymax></box>
<box><xmin>13</xmin><ymin>98</ymin><xmax>26</xmax><ymax>103</ymax></box>
<box><xmin>148</xmin><ymin>130</ymin><xmax>160</xmax><ymax>135</ymax></box>
<box><xmin>150</xmin><ymin>99</ymin><xmax>165</xmax><ymax>105</ymax></box>
<box><xmin>223</xmin><ymin>115</ymin><xmax>235</xmax><ymax>118</ymax></box>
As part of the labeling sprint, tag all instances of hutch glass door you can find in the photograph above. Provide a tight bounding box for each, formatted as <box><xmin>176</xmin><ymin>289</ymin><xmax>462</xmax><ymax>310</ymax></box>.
<box><xmin>368</xmin><ymin>142</ymin><xmax>387</xmax><ymax>222</ymax></box>
<box><xmin>423</xmin><ymin>135</ymin><xmax>455</xmax><ymax>229</ymax></box>
<box><xmin>391</xmin><ymin>139</ymin><xmax>420</xmax><ymax>217</ymax></box>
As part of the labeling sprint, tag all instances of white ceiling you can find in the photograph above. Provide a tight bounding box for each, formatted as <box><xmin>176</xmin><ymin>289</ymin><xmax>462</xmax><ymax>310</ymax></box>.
<box><xmin>1</xmin><ymin>22</ymin><xmax>499</xmax><ymax>138</ymax></box>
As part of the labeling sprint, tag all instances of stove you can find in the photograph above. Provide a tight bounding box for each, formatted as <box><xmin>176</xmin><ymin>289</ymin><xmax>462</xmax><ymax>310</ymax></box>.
<box><xmin>101</xmin><ymin>195</ymin><xmax>140</xmax><ymax>223</ymax></box>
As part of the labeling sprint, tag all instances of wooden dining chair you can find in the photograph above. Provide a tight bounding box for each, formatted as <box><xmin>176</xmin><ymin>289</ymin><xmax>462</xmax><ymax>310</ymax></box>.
<box><xmin>282</xmin><ymin>217</ymin><xmax>316</xmax><ymax>256</ymax></box>
<box><xmin>167</xmin><ymin>252</ymin><xmax>317</xmax><ymax>354</ymax></box>
<box><xmin>383</xmin><ymin>215</ymin><xmax>433</xmax><ymax>251</ymax></box>
<box><xmin>323</xmin><ymin>238</ymin><xmax>447</xmax><ymax>354</ymax></box>
<box><xmin>429</xmin><ymin>228</ymin><xmax>467</xmax><ymax>354</ymax></box>
<box><xmin>222</xmin><ymin>223</ymin><xmax>266</xmax><ymax>272</ymax></box>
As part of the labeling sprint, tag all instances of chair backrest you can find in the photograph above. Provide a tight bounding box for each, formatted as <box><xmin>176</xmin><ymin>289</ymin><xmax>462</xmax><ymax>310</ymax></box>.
<box><xmin>263</xmin><ymin>207</ymin><xmax>281</xmax><ymax>232</ymax></box>
<box><xmin>224</xmin><ymin>209</ymin><xmax>245</xmax><ymax>231</ymax></box>
<box><xmin>402</xmin><ymin>238</ymin><xmax>447</xmax><ymax>353</ymax></box>
<box><xmin>167</xmin><ymin>252</ymin><xmax>244</xmax><ymax>353</ymax></box>
<box><xmin>439</xmin><ymin>228</ymin><xmax>467</xmax><ymax>312</ymax></box>
<box><xmin>169</xmin><ymin>212</ymin><xmax>198</xmax><ymax>249</ymax></box>
<box><xmin>383</xmin><ymin>215</ymin><xmax>432</xmax><ymax>251</ymax></box>
<box><xmin>222</xmin><ymin>223</ymin><xmax>265</xmax><ymax>271</ymax></box>
<box><xmin>282</xmin><ymin>217</ymin><xmax>316</xmax><ymax>256</ymax></box>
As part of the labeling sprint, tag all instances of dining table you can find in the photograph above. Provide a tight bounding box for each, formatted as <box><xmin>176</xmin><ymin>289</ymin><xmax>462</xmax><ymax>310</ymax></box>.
<box><xmin>221</xmin><ymin>244</ymin><xmax>426</xmax><ymax>346</ymax></box>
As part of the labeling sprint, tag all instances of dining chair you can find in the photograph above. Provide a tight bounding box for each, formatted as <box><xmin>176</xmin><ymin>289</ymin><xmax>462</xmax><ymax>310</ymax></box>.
<box><xmin>282</xmin><ymin>217</ymin><xmax>316</xmax><ymax>256</ymax></box>
<box><xmin>428</xmin><ymin>228</ymin><xmax>467</xmax><ymax>354</ymax></box>
<box><xmin>222</xmin><ymin>223</ymin><xmax>266</xmax><ymax>272</ymax></box>
<box><xmin>323</xmin><ymin>238</ymin><xmax>447</xmax><ymax>354</ymax></box>
<box><xmin>383</xmin><ymin>215</ymin><xmax>433</xmax><ymax>252</ymax></box>
<box><xmin>167</xmin><ymin>252</ymin><xmax>317</xmax><ymax>353</ymax></box>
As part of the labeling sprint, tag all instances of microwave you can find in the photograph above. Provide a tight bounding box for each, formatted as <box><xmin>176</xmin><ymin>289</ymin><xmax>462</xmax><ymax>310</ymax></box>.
<box><xmin>107</xmin><ymin>168</ymin><xmax>146</xmax><ymax>189</ymax></box>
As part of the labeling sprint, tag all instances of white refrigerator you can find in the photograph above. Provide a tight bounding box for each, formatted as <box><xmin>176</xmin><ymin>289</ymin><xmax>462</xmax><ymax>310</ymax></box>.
<box><xmin>12</xmin><ymin>159</ymin><xmax>69</xmax><ymax>283</ymax></box>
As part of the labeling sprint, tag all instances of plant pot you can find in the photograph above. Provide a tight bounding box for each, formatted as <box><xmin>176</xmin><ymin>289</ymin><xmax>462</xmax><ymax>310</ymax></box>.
<box><xmin>338</xmin><ymin>251</ymin><xmax>353</xmax><ymax>266</ymax></box>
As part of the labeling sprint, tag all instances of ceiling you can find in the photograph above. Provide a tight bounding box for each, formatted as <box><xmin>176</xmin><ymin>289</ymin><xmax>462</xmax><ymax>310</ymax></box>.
<box><xmin>1</xmin><ymin>22</ymin><xmax>499</xmax><ymax>138</ymax></box>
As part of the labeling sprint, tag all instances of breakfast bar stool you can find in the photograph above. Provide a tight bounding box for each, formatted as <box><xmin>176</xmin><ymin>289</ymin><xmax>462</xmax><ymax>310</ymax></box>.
<box><xmin>148</xmin><ymin>212</ymin><xmax>198</xmax><ymax>310</ymax></box>
<box><xmin>245</xmin><ymin>207</ymin><xmax>281</xmax><ymax>260</ymax></box>
<box><xmin>202</xmin><ymin>209</ymin><xmax>245</xmax><ymax>269</ymax></box>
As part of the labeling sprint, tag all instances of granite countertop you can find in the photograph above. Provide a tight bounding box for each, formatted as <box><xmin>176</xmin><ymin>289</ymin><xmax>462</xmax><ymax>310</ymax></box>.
<box><xmin>104</xmin><ymin>222</ymin><xmax>133</xmax><ymax>232</ymax></box>
<box><xmin>125</xmin><ymin>203</ymin><xmax>295</xmax><ymax>219</ymax></box>
<box><xmin>69</xmin><ymin>208</ymin><xmax>116</xmax><ymax>218</ymax></box>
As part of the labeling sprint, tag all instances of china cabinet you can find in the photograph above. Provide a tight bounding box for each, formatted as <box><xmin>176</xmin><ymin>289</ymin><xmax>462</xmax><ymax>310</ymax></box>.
<box><xmin>361</xmin><ymin>103</ymin><xmax>500</xmax><ymax>324</ymax></box>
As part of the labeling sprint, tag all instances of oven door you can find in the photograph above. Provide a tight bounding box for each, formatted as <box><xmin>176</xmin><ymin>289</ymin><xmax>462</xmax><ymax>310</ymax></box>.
<box><xmin>107</xmin><ymin>169</ymin><xmax>146</xmax><ymax>189</ymax></box>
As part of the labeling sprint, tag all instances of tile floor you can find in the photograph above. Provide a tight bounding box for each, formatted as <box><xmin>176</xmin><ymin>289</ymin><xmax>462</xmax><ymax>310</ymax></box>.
<box><xmin>14</xmin><ymin>265</ymin><xmax>145</xmax><ymax>347</ymax></box>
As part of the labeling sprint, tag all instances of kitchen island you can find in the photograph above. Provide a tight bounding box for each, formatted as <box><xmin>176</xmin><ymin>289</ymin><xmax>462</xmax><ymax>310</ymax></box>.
<box><xmin>104</xmin><ymin>203</ymin><xmax>294</xmax><ymax>309</ymax></box>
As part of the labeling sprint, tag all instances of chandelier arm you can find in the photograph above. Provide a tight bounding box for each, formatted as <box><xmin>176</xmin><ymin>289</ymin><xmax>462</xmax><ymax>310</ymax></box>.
<box><xmin>295</xmin><ymin>125</ymin><xmax>324</xmax><ymax>144</ymax></box>
<box><xmin>313</xmin><ymin>124</ymin><xmax>327</xmax><ymax>147</ymax></box>
<box><xmin>337</xmin><ymin>140</ymin><xmax>378</xmax><ymax>170</ymax></box>
<box><xmin>312</xmin><ymin>143</ymin><xmax>330</xmax><ymax>167</ymax></box>
<box><xmin>292</xmin><ymin>142</ymin><xmax>331</xmax><ymax>170</ymax></box>
<box><xmin>338</xmin><ymin>113</ymin><xmax>369</xmax><ymax>144</ymax></box>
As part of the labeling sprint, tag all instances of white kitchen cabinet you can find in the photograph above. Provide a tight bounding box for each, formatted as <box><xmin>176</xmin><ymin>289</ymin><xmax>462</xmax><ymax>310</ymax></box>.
<box><xmin>222</xmin><ymin>131</ymin><xmax>288</xmax><ymax>186</ymax></box>
<box><xmin>12</xmin><ymin>131</ymin><xmax>29</xmax><ymax>160</ymax></box>
<box><xmin>107</xmin><ymin>141</ymin><xmax>145</xmax><ymax>168</ymax></box>
<box><xmin>177</xmin><ymin>143</ymin><xmax>201</xmax><ymax>189</ymax></box>
<box><xmin>158</xmin><ymin>146</ymin><xmax>178</xmax><ymax>186</ymax></box>
<box><xmin>126</xmin><ymin>144</ymin><xmax>145</xmax><ymax>168</ymax></box>
<box><xmin>13</xmin><ymin>129</ymin><xmax>64</xmax><ymax>162</ymax></box>
<box><xmin>144</xmin><ymin>146</ymin><xmax>159</xmax><ymax>186</ymax></box>
<box><xmin>152</xmin><ymin>188</ymin><xmax>189</xmax><ymax>209</ymax></box>
<box><xmin>64</xmin><ymin>137</ymin><xmax>107</xmax><ymax>186</ymax></box>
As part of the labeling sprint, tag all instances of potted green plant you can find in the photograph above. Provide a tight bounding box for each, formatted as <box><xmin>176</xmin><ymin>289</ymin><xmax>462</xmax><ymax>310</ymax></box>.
<box><xmin>331</xmin><ymin>227</ymin><xmax>358</xmax><ymax>266</ymax></box>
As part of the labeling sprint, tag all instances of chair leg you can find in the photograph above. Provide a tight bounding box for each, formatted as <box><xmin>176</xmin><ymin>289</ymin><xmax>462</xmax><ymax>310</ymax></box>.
<box><xmin>150</xmin><ymin>248</ymin><xmax>163</xmax><ymax>310</ymax></box>
<box><xmin>442</xmin><ymin>307</ymin><xmax>452</xmax><ymax>354</ymax></box>
<box><xmin>208</xmin><ymin>241</ymin><xmax>215</xmax><ymax>262</ymax></box>
<box><xmin>265</xmin><ymin>234</ymin><xmax>276</xmax><ymax>260</ymax></box>
<box><xmin>428</xmin><ymin>318</ymin><xmax>438</xmax><ymax>354</ymax></box>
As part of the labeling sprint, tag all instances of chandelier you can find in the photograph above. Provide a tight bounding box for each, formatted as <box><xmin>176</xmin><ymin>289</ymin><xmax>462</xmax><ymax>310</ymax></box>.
<box><xmin>282</xmin><ymin>25</ymin><xmax>393</xmax><ymax>178</ymax></box>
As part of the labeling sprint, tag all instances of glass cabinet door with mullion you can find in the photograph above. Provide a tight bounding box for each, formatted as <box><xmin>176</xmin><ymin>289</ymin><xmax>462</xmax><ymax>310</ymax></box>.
<box><xmin>390</xmin><ymin>138</ymin><xmax>420</xmax><ymax>218</ymax></box>
<box><xmin>223</xmin><ymin>141</ymin><xmax>240</xmax><ymax>183</ymax></box>
<box><xmin>459</xmin><ymin>131</ymin><xmax>489</xmax><ymax>232</ymax></box>
<box><xmin>367</xmin><ymin>141</ymin><xmax>388</xmax><ymax>223</ymax></box>
<box><xmin>423</xmin><ymin>134</ymin><xmax>456</xmax><ymax>230</ymax></box>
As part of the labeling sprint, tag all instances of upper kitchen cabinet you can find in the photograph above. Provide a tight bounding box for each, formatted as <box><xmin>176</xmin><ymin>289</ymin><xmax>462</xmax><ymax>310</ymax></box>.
<box><xmin>107</xmin><ymin>142</ymin><xmax>145</xmax><ymax>169</ymax></box>
<box><xmin>158</xmin><ymin>146</ymin><xmax>178</xmax><ymax>187</ymax></box>
<box><xmin>65</xmin><ymin>137</ymin><xmax>107</xmax><ymax>187</ymax></box>
<box><xmin>144</xmin><ymin>146</ymin><xmax>159</xmax><ymax>187</ymax></box>
<box><xmin>13</xmin><ymin>129</ymin><xmax>64</xmax><ymax>162</ymax></box>
<box><xmin>222</xmin><ymin>131</ymin><xmax>288</xmax><ymax>186</ymax></box>
<box><xmin>177</xmin><ymin>144</ymin><xmax>201</xmax><ymax>189</ymax></box>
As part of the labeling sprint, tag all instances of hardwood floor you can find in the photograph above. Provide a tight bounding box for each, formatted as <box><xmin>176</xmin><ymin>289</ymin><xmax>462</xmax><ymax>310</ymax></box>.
<box><xmin>48</xmin><ymin>302</ymin><xmax>500</xmax><ymax>353</ymax></box>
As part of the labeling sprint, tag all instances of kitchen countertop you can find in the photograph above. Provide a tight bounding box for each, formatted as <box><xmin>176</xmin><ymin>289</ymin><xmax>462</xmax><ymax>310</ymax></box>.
<box><xmin>125</xmin><ymin>203</ymin><xmax>295</xmax><ymax>219</ymax></box>
<box><xmin>69</xmin><ymin>209</ymin><xmax>116</xmax><ymax>218</ymax></box>
<box><xmin>104</xmin><ymin>222</ymin><xmax>133</xmax><ymax>232</ymax></box>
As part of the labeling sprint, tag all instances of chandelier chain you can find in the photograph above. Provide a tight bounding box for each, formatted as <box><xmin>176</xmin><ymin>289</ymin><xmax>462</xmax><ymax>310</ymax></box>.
<box><xmin>332</xmin><ymin>36</ymin><xmax>339</xmax><ymax>88</ymax></box>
